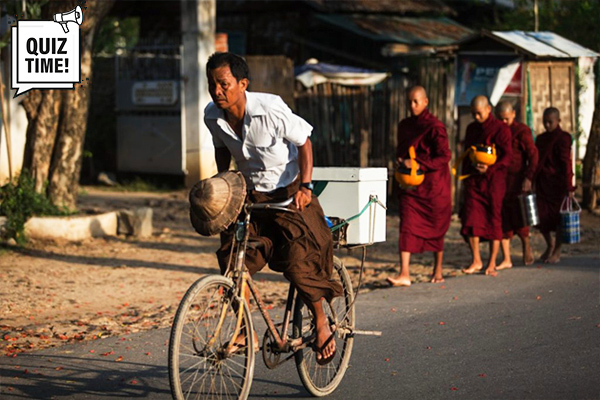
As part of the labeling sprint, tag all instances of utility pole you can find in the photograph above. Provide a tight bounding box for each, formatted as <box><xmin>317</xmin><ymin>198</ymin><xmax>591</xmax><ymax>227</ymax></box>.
<box><xmin>181</xmin><ymin>0</ymin><xmax>217</xmax><ymax>187</ymax></box>
<box><xmin>534</xmin><ymin>0</ymin><xmax>539</xmax><ymax>31</ymax></box>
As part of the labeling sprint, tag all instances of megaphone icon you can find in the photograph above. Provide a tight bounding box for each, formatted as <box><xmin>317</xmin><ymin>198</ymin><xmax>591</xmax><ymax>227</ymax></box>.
<box><xmin>53</xmin><ymin>6</ymin><xmax>83</xmax><ymax>33</ymax></box>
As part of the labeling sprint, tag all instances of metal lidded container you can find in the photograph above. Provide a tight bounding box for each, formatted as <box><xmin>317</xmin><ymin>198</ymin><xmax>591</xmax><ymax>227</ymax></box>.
<box><xmin>519</xmin><ymin>193</ymin><xmax>539</xmax><ymax>227</ymax></box>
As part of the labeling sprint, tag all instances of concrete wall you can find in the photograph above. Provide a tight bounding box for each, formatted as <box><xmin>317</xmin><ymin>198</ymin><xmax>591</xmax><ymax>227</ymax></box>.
<box><xmin>0</xmin><ymin>57</ymin><xmax>27</xmax><ymax>185</ymax></box>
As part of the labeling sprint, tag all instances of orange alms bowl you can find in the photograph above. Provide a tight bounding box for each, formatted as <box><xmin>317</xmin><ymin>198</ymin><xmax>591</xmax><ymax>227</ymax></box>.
<box><xmin>394</xmin><ymin>146</ymin><xmax>425</xmax><ymax>187</ymax></box>
<box><xmin>469</xmin><ymin>144</ymin><xmax>497</xmax><ymax>166</ymax></box>
<box><xmin>395</xmin><ymin>167</ymin><xmax>425</xmax><ymax>187</ymax></box>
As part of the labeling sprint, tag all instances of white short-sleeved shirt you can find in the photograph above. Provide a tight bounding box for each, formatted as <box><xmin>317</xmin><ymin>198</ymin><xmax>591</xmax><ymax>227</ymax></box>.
<box><xmin>204</xmin><ymin>92</ymin><xmax>313</xmax><ymax>192</ymax></box>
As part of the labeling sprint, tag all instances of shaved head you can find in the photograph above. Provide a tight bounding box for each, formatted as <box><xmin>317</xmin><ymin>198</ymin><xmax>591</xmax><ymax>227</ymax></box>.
<box><xmin>543</xmin><ymin>107</ymin><xmax>560</xmax><ymax>119</ymax></box>
<box><xmin>408</xmin><ymin>85</ymin><xmax>428</xmax><ymax>117</ymax></box>
<box><xmin>496</xmin><ymin>101</ymin><xmax>514</xmax><ymax>114</ymax></box>
<box><xmin>496</xmin><ymin>100</ymin><xmax>516</xmax><ymax>126</ymax></box>
<box><xmin>471</xmin><ymin>95</ymin><xmax>490</xmax><ymax>109</ymax></box>
<box><xmin>470</xmin><ymin>95</ymin><xmax>492</xmax><ymax>124</ymax></box>
<box><xmin>543</xmin><ymin>107</ymin><xmax>561</xmax><ymax>132</ymax></box>
<box><xmin>409</xmin><ymin>85</ymin><xmax>427</xmax><ymax>99</ymax></box>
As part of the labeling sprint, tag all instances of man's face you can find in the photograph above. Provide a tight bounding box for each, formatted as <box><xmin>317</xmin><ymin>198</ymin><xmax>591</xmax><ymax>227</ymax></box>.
<box><xmin>543</xmin><ymin>113</ymin><xmax>560</xmax><ymax>132</ymax></box>
<box><xmin>498</xmin><ymin>109</ymin><xmax>516</xmax><ymax>126</ymax></box>
<box><xmin>471</xmin><ymin>104</ymin><xmax>492</xmax><ymax>124</ymax></box>
<box><xmin>409</xmin><ymin>91</ymin><xmax>428</xmax><ymax>117</ymax></box>
<box><xmin>207</xmin><ymin>65</ymin><xmax>248</xmax><ymax>110</ymax></box>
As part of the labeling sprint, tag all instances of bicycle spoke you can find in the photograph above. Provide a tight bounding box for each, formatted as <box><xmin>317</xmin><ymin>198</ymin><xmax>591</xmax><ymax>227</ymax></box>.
<box><xmin>180</xmin><ymin>357</ymin><xmax>206</xmax><ymax>378</ymax></box>
<box><xmin>293</xmin><ymin>257</ymin><xmax>354</xmax><ymax>396</ymax></box>
<box><xmin>221</xmin><ymin>362</ymin><xmax>245</xmax><ymax>391</ymax></box>
<box><xmin>221</xmin><ymin>360</ymin><xmax>247</xmax><ymax>384</ymax></box>
<box><xmin>183</xmin><ymin>363</ymin><xmax>202</xmax><ymax>399</ymax></box>
<box><xmin>170</xmin><ymin>277</ymin><xmax>254</xmax><ymax>400</ymax></box>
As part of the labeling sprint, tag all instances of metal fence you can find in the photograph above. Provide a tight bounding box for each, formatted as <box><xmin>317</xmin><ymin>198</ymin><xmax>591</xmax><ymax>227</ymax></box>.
<box><xmin>294</xmin><ymin>57</ymin><xmax>458</xmax><ymax>209</ymax></box>
<box><xmin>295</xmin><ymin>75</ymin><xmax>410</xmax><ymax>170</ymax></box>
<box><xmin>114</xmin><ymin>40</ymin><xmax>184</xmax><ymax>175</ymax></box>
<box><xmin>115</xmin><ymin>39</ymin><xmax>181</xmax><ymax>81</ymax></box>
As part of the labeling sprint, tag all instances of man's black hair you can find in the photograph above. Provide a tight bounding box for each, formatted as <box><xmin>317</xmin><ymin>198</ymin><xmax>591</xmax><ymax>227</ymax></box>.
<box><xmin>543</xmin><ymin>107</ymin><xmax>560</xmax><ymax>119</ymax></box>
<box><xmin>206</xmin><ymin>52</ymin><xmax>249</xmax><ymax>81</ymax></box>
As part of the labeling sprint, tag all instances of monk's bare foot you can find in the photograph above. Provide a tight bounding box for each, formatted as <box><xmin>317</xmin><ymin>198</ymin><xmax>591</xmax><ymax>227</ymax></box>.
<box><xmin>545</xmin><ymin>250</ymin><xmax>561</xmax><ymax>264</ymax></box>
<box><xmin>484</xmin><ymin>268</ymin><xmax>498</xmax><ymax>277</ymax></box>
<box><xmin>315</xmin><ymin>319</ymin><xmax>336</xmax><ymax>365</ymax></box>
<box><xmin>523</xmin><ymin>246</ymin><xmax>534</xmax><ymax>266</ymax></box>
<box><xmin>462</xmin><ymin>263</ymin><xmax>483</xmax><ymax>274</ymax></box>
<box><xmin>540</xmin><ymin>246</ymin><xmax>553</xmax><ymax>262</ymax></box>
<box><xmin>386</xmin><ymin>275</ymin><xmax>411</xmax><ymax>287</ymax></box>
<box><xmin>496</xmin><ymin>260</ymin><xmax>513</xmax><ymax>270</ymax></box>
<box><xmin>430</xmin><ymin>275</ymin><xmax>445</xmax><ymax>283</ymax></box>
<box><xmin>523</xmin><ymin>251</ymin><xmax>534</xmax><ymax>266</ymax></box>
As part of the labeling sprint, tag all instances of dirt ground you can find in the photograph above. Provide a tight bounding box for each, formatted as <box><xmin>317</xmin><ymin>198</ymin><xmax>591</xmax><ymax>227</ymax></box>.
<box><xmin>1</xmin><ymin>187</ymin><xmax>599</xmax><ymax>357</ymax></box>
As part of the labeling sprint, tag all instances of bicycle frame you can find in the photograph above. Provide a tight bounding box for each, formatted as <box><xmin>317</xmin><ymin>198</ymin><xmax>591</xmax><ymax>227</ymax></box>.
<box><xmin>169</xmin><ymin>194</ymin><xmax>386</xmax><ymax>400</ymax></box>
<box><xmin>211</xmin><ymin>194</ymin><xmax>386</xmax><ymax>357</ymax></box>
<box><xmin>215</xmin><ymin>201</ymin><xmax>309</xmax><ymax>356</ymax></box>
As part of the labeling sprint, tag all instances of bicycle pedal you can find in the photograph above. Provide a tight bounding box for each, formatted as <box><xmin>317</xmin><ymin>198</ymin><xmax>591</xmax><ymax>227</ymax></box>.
<box><xmin>351</xmin><ymin>329</ymin><xmax>382</xmax><ymax>336</ymax></box>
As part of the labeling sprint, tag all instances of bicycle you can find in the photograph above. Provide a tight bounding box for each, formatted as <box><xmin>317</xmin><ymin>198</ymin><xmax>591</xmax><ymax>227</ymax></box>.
<box><xmin>169</xmin><ymin>195</ymin><xmax>385</xmax><ymax>400</ymax></box>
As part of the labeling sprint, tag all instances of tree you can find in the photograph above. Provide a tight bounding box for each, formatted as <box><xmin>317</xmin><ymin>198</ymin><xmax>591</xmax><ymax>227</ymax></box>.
<box><xmin>452</xmin><ymin>0</ymin><xmax>600</xmax><ymax>53</ymax></box>
<box><xmin>20</xmin><ymin>0</ymin><xmax>114</xmax><ymax>210</ymax></box>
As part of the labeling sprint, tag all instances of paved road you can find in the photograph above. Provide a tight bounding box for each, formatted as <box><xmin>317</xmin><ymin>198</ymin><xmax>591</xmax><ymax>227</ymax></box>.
<box><xmin>1</xmin><ymin>254</ymin><xmax>598</xmax><ymax>399</ymax></box>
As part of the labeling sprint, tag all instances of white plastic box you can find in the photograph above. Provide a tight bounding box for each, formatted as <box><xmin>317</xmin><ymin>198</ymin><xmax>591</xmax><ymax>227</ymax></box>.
<box><xmin>312</xmin><ymin>167</ymin><xmax>387</xmax><ymax>245</ymax></box>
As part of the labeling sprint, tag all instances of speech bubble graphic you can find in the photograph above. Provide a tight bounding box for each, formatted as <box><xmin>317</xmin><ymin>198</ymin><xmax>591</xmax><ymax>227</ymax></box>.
<box><xmin>11</xmin><ymin>9</ymin><xmax>83</xmax><ymax>98</ymax></box>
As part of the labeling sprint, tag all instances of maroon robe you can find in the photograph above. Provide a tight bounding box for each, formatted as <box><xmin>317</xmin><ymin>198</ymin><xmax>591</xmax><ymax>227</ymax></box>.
<box><xmin>397</xmin><ymin>109</ymin><xmax>452</xmax><ymax>253</ymax></box>
<box><xmin>502</xmin><ymin>121</ymin><xmax>539</xmax><ymax>238</ymax></box>
<box><xmin>460</xmin><ymin>115</ymin><xmax>512</xmax><ymax>241</ymax></box>
<box><xmin>534</xmin><ymin>125</ymin><xmax>574</xmax><ymax>233</ymax></box>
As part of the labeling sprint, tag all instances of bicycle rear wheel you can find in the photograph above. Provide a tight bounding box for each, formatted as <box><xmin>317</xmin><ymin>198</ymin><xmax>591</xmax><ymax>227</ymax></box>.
<box><xmin>169</xmin><ymin>275</ymin><xmax>255</xmax><ymax>400</ymax></box>
<box><xmin>293</xmin><ymin>256</ymin><xmax>355</xmax><ymax>397</ymax></box>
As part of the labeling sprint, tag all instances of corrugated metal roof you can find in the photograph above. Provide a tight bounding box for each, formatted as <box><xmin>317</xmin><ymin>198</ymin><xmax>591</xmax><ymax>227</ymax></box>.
<box><xmin>317</xmin><ymin>14</ymin><xmax>473</xmax><ymax>46</ymax></box>
<box><xmin>491</xmin><ymin>31</ymin><xmax>599</xmax><ymax>58</ymax></box>
<box><xmin>305</xmin><ymin>0</ymin><xmax>455</xmax><ymax>15</ymax></box>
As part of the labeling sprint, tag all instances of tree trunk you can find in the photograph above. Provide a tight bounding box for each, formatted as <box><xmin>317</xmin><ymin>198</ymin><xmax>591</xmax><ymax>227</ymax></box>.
<box><xmin>20</xmin><ymin>0</ymin><xmax>114</xmax><ymax>209</ymax></box>
<box><xmin>22</xmin><ymin>90</ymin><xmax>62</xmax><ymax>193</ymax></box>
<box><xmin>582</xmin><ymin>98</ymin><xmax>600</xmax><ymax>210</ymax></box>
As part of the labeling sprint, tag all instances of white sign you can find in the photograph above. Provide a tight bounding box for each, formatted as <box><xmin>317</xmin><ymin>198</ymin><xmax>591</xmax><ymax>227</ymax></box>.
<box><xmin>132</xmin><ymin>81</ymin><xmax>178</xmax><ymax>106</ymax></box>
<box><xmin>11</xmin><ymin>7</ymin><xmax>82</xmax><ymax>97</ymax></box>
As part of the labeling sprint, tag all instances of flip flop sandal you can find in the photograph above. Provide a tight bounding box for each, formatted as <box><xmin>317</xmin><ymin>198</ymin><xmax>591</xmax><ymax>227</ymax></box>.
<box><xmin>314</xmin><ymin>329</ymin><xmax>336</xmax><ymax>366</ymax></box>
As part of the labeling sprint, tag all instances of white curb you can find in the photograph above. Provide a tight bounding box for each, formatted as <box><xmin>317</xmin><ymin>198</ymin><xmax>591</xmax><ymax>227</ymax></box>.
<box><xmin>24</xmin><ymin>212</ymin><xmax>119</xmax><ymax>241</ymax></box>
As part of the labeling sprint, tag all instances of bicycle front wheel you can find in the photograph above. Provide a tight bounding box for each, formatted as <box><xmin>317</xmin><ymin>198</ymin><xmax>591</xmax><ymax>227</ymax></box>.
<box><xmin>293</xmin><ymin>256</ymin><xmax>355</xmax><ymax>397</ymax></box>
<box><xmin>169</xmin><ymin>275</ymin><xmax>255</xmax><ymax>400</ymax></box>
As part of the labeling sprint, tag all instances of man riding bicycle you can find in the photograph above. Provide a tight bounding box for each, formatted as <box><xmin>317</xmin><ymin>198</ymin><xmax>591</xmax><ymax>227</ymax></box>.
<box><xmin>199</xmin><ymin>52</ymin><xmax>342</xmax><ymax>365</ymax></box>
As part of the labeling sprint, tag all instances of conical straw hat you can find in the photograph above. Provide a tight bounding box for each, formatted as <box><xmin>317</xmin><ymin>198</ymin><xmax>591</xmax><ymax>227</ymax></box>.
<box><xmin>189</xmin><ymin>171</ymin><xmax>246</xmax><ymax>236</ymax></box>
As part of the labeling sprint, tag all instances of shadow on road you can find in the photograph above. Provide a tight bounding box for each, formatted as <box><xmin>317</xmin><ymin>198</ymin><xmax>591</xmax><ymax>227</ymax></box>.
<box><xmin>0</xmin><ymin>243</ymin><xmax>291</xmax><ymax>284</ymax></box>
<box><xmin>0</xmin><ymin>353</ymin><xmax>170</xmax><ymax>399</ymax></box>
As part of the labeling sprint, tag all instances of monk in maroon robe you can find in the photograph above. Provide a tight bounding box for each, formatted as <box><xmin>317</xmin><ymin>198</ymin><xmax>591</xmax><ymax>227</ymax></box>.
<box><xmin>461</xmin><ymin>96</ymin><xmax>512</xmax><ymax>276</ymax></box>
<box><xmin>387</xmin><ymin>86</ymin><xmax>452</xmax><ymax>287</ymax></box>
<box><xmin>535</xmin><ymin>107</ymin><xmax>575</xmax><ymax>263</ymax></box>
<box><xmin>496</xmin><ymin>101</ymin><xmax>539</xmax><ymax>268</ymax></box>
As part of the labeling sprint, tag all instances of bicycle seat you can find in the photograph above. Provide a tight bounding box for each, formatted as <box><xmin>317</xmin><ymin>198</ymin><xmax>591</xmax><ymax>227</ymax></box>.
<box><xmin>247</xmin><ymin>197</ymin><xmax>294</xmax><ymax>212</ymax></box>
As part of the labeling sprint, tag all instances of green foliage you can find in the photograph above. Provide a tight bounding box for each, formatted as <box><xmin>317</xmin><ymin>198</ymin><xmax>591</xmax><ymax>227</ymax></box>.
<box><xmin>463</xmin><ymin>0</ymin><xmax>600</xmax><ymax>53</ymax></box>
<box><xmin>575</xmin><ymin>162</ymin><xmax>583</xmax><ymax>180</ymax></box>
<box><xmin>0</xmin><ymin>0</ymin><xmax>48</xmax><ymax>49</ymax></box>
<box><xmin>0</xmin><ymin>171</ymin><xmax>70</xmax><ymax>245</ymax></box>
<box><xmin>94</xmin><ymin>16</ymin><xmax>140</xmax><ymax>56</ymax></box>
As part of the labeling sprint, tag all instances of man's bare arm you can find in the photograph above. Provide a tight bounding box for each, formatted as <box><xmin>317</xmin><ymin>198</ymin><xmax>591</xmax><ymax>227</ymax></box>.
<box><xmin>295</xmin><ymin>138</ymin><xmax>313</xmax><ymax>211</ymax></box>
<box><xmin>297</xmin><ymin>138</ymin><xmax>313</xmax><ymax>184</ymax></box>
<box><xmin>215</xmin><ymin>147</ymin><xmax>232</xmax><ymax>173</ymax></box>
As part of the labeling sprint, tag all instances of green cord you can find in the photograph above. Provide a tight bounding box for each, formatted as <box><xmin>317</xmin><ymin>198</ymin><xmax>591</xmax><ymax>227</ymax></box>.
<box><xmin>330</xmin><ymin>197</ymin><xmax>378</xmax><ymax>232</ymax></box>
